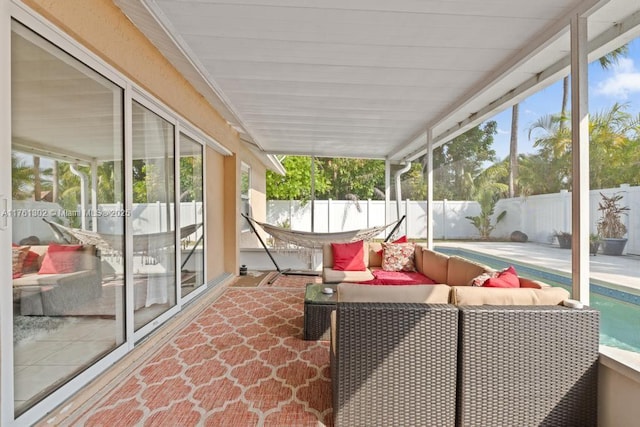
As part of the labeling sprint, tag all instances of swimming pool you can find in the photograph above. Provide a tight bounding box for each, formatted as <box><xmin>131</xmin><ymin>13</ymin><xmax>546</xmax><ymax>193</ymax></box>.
<box><xmin>437</xmin><ymin>246</ymin><xmax>640</xmax><ymax>353</ymax></box>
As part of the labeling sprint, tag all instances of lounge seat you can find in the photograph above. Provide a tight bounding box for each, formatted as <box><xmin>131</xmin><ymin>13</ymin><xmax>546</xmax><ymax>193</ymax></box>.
<box><xmin>12</xmin><ymin>245</ymin><xmax>102</xmax><ymax>316</ymax></box>
<box><xmin>331</xmin><ymin>284</ymin><xmax>598</xmax><ymax>426</ymax></box>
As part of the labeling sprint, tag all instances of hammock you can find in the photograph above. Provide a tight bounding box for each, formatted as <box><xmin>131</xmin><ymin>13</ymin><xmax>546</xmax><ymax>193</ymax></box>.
<box><xmin>241</xmin><ymin>214</ymin><xmax>405</xmax><ymax>283</ymax></box>
<box><xmin>242</xmin><ymin>214</ymin><xmax>404</xmax><ymax>249</ymax></box>
<box><xmin>43</xmin><ymin>218</ymin><xmax>202</xmax><ymax>255</ymax></box>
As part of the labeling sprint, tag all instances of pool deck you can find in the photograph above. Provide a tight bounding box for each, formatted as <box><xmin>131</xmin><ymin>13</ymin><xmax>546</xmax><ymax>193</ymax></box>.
<box><xmin>436</xmin><ymin>241</ymin><xmax>640</xmax><ymax>295</ymax></box>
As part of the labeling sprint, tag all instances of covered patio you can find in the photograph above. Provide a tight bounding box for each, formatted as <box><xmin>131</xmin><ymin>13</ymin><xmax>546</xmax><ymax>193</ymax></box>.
<box><xmin>38</xmin><ymin>239</ymin><xmax>638</xmax><ymax>425</ymax></box>
<box><xmin>3</xmin><ymin>0</ymin><xmax>640</xmax><ymax>425</ymax></box>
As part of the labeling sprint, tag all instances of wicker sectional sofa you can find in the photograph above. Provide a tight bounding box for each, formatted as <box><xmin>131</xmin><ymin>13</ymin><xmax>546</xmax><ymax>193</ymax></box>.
<box><xmin>331</xmin><ymin>283</ymin><xmax>599</xmax><ymax>426</ymax></box>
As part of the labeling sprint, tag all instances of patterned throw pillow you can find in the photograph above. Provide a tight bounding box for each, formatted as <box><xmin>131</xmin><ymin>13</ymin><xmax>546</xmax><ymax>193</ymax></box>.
<box><xmin>381</xmin><ymin>242</ymin><xmax>416</xmax><ymax>272</ymax></box>
<box><xmin>12</xmin><ymin>246</ymin><xmax>30</xmax><ymax>279</ymax></box>
<box><xmin>469</xmin><ymin>271</ymin><xmax>498</xmax><ymax>287</ymax></box>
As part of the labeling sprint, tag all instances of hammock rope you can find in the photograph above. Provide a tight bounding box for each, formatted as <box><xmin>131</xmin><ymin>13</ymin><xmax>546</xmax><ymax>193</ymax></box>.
<box><xmin>43</xmin><ymin>218</ymin><xmax>202</xmax><ymax>255</ymax></box>
<box><xmin>243</xmin><ymin>215</ymin><xmax>402</xmax><ymax>249</ymax></box>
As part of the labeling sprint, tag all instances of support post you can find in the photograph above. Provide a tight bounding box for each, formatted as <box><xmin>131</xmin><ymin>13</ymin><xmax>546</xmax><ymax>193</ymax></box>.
<box><xmin>426</xmin><ymin>129</ymin><xmax>434</xmax><ymax>249</ymax></box>
<box><xmin>570</xmin><ymin>14</ymin><xmax>590</xmax><ymax>305</ymax></box>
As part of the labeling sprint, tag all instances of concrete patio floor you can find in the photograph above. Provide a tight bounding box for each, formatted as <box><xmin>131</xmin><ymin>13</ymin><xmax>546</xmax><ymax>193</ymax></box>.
<box><xmin>435</xmin><ymin>241</ymin><xmax>640</xmax><ymax>295</ymax></box>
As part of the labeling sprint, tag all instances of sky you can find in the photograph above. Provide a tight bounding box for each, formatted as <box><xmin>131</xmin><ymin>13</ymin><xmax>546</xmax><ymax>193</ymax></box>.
<box><xmin>488</xmin><ymin>36</ymin><xmax>640</xmax><ymax>160</ymax></box>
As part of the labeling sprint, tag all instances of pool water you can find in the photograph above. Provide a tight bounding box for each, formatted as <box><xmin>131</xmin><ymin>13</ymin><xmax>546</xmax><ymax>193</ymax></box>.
<box><xmin>437</xmin><ymin>247</ymin><xmax>640</xmax><ymax>353</ymax></box>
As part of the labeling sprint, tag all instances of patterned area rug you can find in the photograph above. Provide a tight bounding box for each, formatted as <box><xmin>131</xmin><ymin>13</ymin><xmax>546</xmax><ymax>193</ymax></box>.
<box><xmin>68</xmin><ymin>287</ymin><xmax>333</xmax><ymax>426</ymax></box>
<box><xmin>230</xmin><ymin>271</ymin><xmax>275</xmax><ymax>287</ymax></box>
<box><xmin>260</xmin><ymin>273</ymin><xmax>322</xmax><ymax>289</ymax></box>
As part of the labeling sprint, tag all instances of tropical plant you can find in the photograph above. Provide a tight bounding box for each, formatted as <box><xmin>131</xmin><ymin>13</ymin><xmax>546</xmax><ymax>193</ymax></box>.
<box><xmin>426</xmin><ymin>121</ymin><xmax>498</xmax><ymax>200</ymax></box>
<box><xmin>465</xmin><ymin>193</ymin><xmax>507</xmax><ymax>240</ymax></box>
<box><xmin>465</xmin><ymin>163</ymin><xmax>508</xmax><ymax>239</ymax></box>
<box><xmin>597</xmin><ymin>192</ymin><xmax>629</xmax><ymax>238</ymax></box>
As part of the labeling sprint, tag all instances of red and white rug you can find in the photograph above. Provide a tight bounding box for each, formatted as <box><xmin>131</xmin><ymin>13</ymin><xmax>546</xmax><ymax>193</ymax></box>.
<box><xmin>71</xmin><ymin>285</ymin><xmax>333</xmax><ymax>426</ymax></box>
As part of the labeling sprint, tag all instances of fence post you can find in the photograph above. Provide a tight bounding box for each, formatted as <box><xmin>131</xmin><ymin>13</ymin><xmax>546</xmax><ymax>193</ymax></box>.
<box><xmin>561</xmin><ymin>189</ymin><xmax>570</xmax><ymax>232</ymax></box>
<box><xmin>405</xmin><ymin>199</ymin><xmax>410</xmax><ymax>237</ymax></box>
<box><xmin>443</xmin><ymin>199</ymin><xmax>447</xmax><ymax>240</ymax></box>
<box><xmin>328</xmin><ymin>198</ymin><xmax>332</xmax><ymax>232</ymax></box>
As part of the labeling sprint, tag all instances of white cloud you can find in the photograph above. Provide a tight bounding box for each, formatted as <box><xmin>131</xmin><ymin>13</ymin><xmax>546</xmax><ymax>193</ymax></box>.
<box><xmin>594</xmin><ymin>57</ymin><xmax>640</xmax><ymax>99</ymax></box>
<box><xmin>496</xmin><ymin>127</ymin><xmax>509</xmax><ymax>135</ymax></box>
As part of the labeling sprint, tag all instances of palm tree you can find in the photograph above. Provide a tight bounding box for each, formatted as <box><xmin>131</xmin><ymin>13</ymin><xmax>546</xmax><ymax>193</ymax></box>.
<box><xmin>509</xmin><ymin>103</ymin><xmax>519</xmax><ymax>198</ymax></box>
<box><xmin>11</xmin><ymin>154</ymin><xmax>34</xmax><ymax>200</ymax></box>
<box><xmin>559</xmin><ymin>45</ymin><xmax>629</xmax><ymax>129</ymax></box>
<box><xmin>528</xmin><ymin>113</ymin><xmax>574</xmax><ymax>190</ymax></box>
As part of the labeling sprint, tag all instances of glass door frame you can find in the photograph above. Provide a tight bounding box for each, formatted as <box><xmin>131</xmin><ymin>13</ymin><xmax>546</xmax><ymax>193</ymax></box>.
<box><xmin>1</xmin><ymin>4</ymin><xmax>132</xmax><ymax>426</ymax></box>
<box><xmin>178</xmin><ymin>126</ymin><xmax>208</xmax><ymax>305</ymax></box>
<box><xmin>129</xmin><ymin>90</ymin><xmax>182</xmax><ymax>343</ymax></box>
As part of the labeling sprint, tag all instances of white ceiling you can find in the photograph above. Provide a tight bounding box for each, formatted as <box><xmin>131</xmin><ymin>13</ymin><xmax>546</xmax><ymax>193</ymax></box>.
<box><xmin>116</xmin><ymin>0</ymin><xmax>640</xmax><ymax>162</ymax></box>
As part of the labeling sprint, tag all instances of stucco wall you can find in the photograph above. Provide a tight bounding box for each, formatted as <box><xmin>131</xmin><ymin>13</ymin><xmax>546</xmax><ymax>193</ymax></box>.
<box><xmin>206</xmin><ymin>147</ymin><xmax>226</xmax><ymax>280</ymax></box>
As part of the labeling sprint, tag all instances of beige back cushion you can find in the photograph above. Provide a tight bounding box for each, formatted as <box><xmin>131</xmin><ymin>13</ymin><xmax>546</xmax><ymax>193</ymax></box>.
<box><xmin>322</xmin><ymin>241</ymin><xmax>371</xmax><ymax>268</ymax></box>
<box><xmin>451</xmin><ymin>286</ymin><xmax>570</xmax><ymax>306</ymax></box>
<box><xmin>322</xmin><ymin>243</ymin><xmax>333</xmax><ymax>268</ymax></box>
<box><xmin>338</xmin><ymin>283</ymin><xmax>451</xmax><ymax>303</ymax></box>
<box><xmin>367</xmin><ymin>242</ymin><xmax>383</xmax><ymax>267</ymax></box>
<box><xmin>76</xmin><ymin>245</ymin><xmax>97</xmax><ymax>270</ymax></box>
<box><xmin>447</xmin><ymin>256</ymin><xmax>491</xmax><ymax>286</ymax></box>
<box><xmin>421</xmin><ymin>249</ymin><xmax>450</xmax><ymax>284</ymax></box>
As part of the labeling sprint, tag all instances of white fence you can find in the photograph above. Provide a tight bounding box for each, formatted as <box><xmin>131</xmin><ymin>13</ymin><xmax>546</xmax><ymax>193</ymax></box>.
<box><xmin>267</xmin><ymin>184</ymin><xmax>640</xmax><ymax>255</ymax></box>
<box><xmin>12</xmin><ymin>200</ymin><xmax>203</xmax><ymax>244</ymax></box>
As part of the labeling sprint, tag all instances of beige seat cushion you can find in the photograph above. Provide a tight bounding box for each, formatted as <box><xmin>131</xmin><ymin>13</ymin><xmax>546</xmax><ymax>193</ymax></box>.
<box><xmin>338</xmin><ymin>282</ymin><xmax>451</xmax><ymax>303</ymax></box>
<box><xmin>323</xmin><ymin>267</ymin><xmax>374</xmax><ymax>284</ymax></box>
<box><xmin>451</xmin><ymin>286</ymin><xmax>570</xmax><ymax>306</ymax></box>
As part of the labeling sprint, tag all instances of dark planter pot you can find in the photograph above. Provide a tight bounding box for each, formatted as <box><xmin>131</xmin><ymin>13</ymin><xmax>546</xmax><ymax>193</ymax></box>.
<box><xmin>600</xmin><ymin>238</ymin><xmax>627</xmax><ymax>256</ymax></box>
<box><xmin>590</xmin><ymin>241</ymin><xmax>600</xmax><ymax>256</ymax></box>
<box><xmin>556</xmin><ymin>234</ymin><xmax>572</xmax><ymax>249</ymax></box>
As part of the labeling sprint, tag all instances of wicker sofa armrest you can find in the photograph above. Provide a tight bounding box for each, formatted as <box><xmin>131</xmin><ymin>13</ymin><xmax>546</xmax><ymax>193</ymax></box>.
<box><xmin>457</xmin><ymin>305</ymin><xmax>599</xmax><ymax>427</ymax></box>
<box><xmin>332</xmin><ymin>302</ymin><xmax>458</xmax><ymax>426</ymax></box>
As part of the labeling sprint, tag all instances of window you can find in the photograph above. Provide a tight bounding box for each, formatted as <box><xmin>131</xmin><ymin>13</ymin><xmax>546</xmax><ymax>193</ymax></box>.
<box><xmin>240</xmin><ymin>162</ymin><xmax>251</xmax><ymax>231</ymax></box>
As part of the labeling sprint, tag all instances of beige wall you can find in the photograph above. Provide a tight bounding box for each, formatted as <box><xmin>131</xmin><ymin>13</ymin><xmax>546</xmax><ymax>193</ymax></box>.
<box><xmin>205</xmin><ymin>148</ymin><xmax>226</xmax><ymax>281</ymax></box>
<box><xmin>599</xmin><ymin>356</ymin><xmax>640</xmax><ymax>426</ymax></box>
<box><xmin>223</xmin><ymin>155</ymin><xmax>239</xmax><ymax>274</ymax></box>
<box><xmin>239</xmin><ymin>146</ymin><xmax>268</xmax><ymax>249</ymax></box>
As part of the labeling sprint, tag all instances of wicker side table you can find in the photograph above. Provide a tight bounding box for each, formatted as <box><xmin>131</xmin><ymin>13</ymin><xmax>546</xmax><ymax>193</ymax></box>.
<box><xmin>304</xmin><ymin>283</ymin><xmax>338</xmax><ymax>340</ymax></box>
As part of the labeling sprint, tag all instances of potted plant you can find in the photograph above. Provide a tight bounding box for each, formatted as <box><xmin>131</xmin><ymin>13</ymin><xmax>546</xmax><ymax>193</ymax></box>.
<box><xmin>597</xmin><ymin>192</ymin><xmax>629</xmax><ymax>256</ymax></box>
<box><xmin>553</xmin><ymin>231</ymin><xmax>572</xmax><ymax>249</ymax></box>
<box><xmin>589</xmin><ymin>233</ymin><xmax>600</xmax><ymax>256</ymax></box>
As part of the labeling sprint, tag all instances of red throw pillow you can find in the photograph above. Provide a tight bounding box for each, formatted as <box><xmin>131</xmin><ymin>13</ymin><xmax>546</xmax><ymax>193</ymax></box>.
<box><xmin>22</xmin><ymin>250</ymin><xmax>41</xmax><ymax>273</ymax></box>
<box><xmin>332</xmin><ymin>241</ymin><xmax>366</xmax><ymax>271</ymax></box>
<box><xmin>376</xmin><ymin>235</ymin><xmax>408</xmax><ymax>255</ymax></box>
<box><xmin>38</xmin><ymin>244</ymin><xmax>83</xmax><ymax>274</ymax></box>
<box><xmin>483</xmin><ymin>266</ymin><xmax>520</xmax><ymax>288</ymax></box>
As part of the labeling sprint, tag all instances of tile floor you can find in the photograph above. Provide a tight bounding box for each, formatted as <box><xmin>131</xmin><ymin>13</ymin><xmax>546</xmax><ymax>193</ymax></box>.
<box><xmin>14</xmin><ymin>317</ymin><xmax>118</xmax><ymax>411</ymax></box>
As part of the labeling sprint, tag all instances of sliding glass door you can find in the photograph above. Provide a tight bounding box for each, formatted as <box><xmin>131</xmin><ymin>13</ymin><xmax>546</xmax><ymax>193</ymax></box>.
<box><xmin>131</xmin><ymin>101</ymin><xmax>177</xmax><ymax>331</ymax></box>
<box><xmin>179</xmin><ymin>133</ymin><xmax>205</xmax><ymax>298</ymax></box>
<box><xmin>10</xmin><ymin>20</ymin><xmax>125</xmax><ymax>416</ymax></box>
